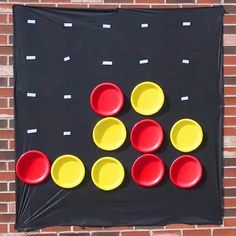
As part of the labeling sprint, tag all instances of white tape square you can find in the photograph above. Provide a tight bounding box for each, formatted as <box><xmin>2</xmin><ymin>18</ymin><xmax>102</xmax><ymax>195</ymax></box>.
<box><xmin>63</xmin><ymin>131</ymin><xmax>71</xmax><ymax>136</ymax></box>
<box><xmin>182</xmin><ymin>59</ymin><xmax>190</xmax><ymax>64</ymax></box>
<box><xmin>181</xmin><ymin>96</ymin><xmax>189</xmax><ymax>101</ymax></box>
<box><xmin>64</xmin><ymin>23</ymin><xmax>72</xmax><ymax>27</ymax></box>
<box><xmin>139</xmin><ymin>59</ymin><xmax>148</xmax><ymax>64</ymax></box>
<box><xmin>102</xmin><ymin>61</ymin><xmax>113</xmax><ymax>66</ymax></box>
<box><xmin>27</xmin><ymin>19</ymin><xmax>36</xmax><ymax>24</ymax></box>
<box><xmin>141</xmin><ymin>23</ymin><xmax>148</xmax><ymax>28</ymax></box>
<box><xmin>183</xmin><ymin>21</ymin><xmax>191</xmax><ymax>27</ymax></box>
<box><xmin>64</xmin><ymin>56</ymin><xmax>70</xmax><ymax>62</ymax></box>
<box><xmin>102</xmin><ymin>24</ymin><xmax>111</xmax><ymax>29</ymax></box>
<box><xmin>27</xmin><ymin>92</ymin><xmax>36</xmax><ymax>97</ymax></box>
<box><xmin>26</xmin><ymin>56</ymin><xmax>36</xmax><ymax>60</ymax></box>
<box><xmin>64</xmin><ymin>95</ymin><xmax>72</xmax><ymax>99</ymax></box>
<box><xmin>27</xmin><ymin>129</ymin><xmax>37</xmax><ymax>134</ymax></box>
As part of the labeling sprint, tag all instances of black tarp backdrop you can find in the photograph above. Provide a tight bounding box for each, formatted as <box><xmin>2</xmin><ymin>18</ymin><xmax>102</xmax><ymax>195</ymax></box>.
<box><xmin>13</xmin><ymin>5</ymin><xmax>224</xmax><ymax>231</ymax></box>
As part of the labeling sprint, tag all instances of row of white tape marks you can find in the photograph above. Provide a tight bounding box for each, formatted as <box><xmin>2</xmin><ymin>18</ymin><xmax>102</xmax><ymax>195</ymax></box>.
<box><xmin>27</xmin><ymin>129</ymin><xmax>71</xmax><ymax>135</ymax></box>
<box><xmin>25</xmin><ymin>19</ymin><xmax>191</xmax><ymax>64</ymax></box>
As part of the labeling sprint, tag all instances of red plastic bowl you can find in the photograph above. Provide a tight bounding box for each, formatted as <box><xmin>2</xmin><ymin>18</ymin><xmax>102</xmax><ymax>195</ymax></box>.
<box><xmin>16</xmin><ymin>150</ymin><xmax>50</xmax><ymax>185</ymax></box>
<box><xmin>130</xmin><ymin>119</ymin><xmax>164</xmax><ymax>153</ymax></box>
<box><xmin>90</xmin><ymin>82</ymin><xmax>124</xmax><ymax>116</ymax></box>
<box><xmin>169</xmin><ymin>155</ymin><xmax>203</xmax><ymax>189</ymax></box>
<box><xmin>131</xmin><ymin>154</ymin><xmax>165</xmax><ymax>187</ymax></box>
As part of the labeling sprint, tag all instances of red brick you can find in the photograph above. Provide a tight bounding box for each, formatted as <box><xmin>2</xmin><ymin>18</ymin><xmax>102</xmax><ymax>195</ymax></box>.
<box><xmin>120</xmin><ymin>4</ymin><xmax>150</xmax><ymax>8</ymax></box>
<box><xmin>104</xmin><ymin>0</ymin><xmax>133</xmax><ymax>3</ymax></box>
<box><xmin>41</xmin><ymin>0</ymin><xmax>70</xmax><ymax>2</ymax></box>
<box><xmin>0</xmin><ymin>151</ymin><xmax>15</xmax><ymax>160</ymax></box>
<box><xmin>0</xmin><ymin>140</ymin><xmax>8</xmax><ymax>149</ymax></box>
<box><xmin>0</xmin><ymin>46</ymin><xmax>12</xmax><ymax>55</ymax></box>
<box><xmin>41</xmin><ymin>226</ymin><xmax>72</xmax><ymax>232</ymax></box>
<box><xmin>214</xmin><ymin>229</ymin><xmax>236</xmax><ymax>236</ymax></box>
<box><xmin>0</xmin><ymin>203</ymin><xmax>7</xmax><ymax>212</ymax></box>
<box><xmin>0</xmin><ymin>108</ymin><xmax>14</xmax><ymax>115</ymax></box>
<box><xmin>0</xmin><ymin>56</ymin><xmax>7</xmax><ymax>65</ymax></box>
<box><xmin>224</xmin><ymin>178</ymin><xmax>236</xmax><ymax>187</ymax></box>
<box><xmin>183</xmin><ymin>230</ymin><xmax>211</xmax><ymax>236</ymax></box>
<box><xmin>0</xmin><ymin>4</ymin><xmax>14</xmax><ymax>11</ymax></box>
<box><xmin>0</xmin><ymin>35</ymin><xmax>7</xmax><ymax>45</ymax></box>
<box><xmin>0</xmin><ymin>224</ymin><xmax>7</xmax><ymax>233</ymax></box>
<box><xmin>225</xmin><ymin>117</ymin><xmax>236</xmax><ymax>126</ymax></box>
<box><xmin>224</xmin><ymin>168</ymin><xmax>236</xmax><ymax>177</ymax></box>
<box><xmin>225</xmin><ymin>56</ymin><xmax>236</xmax><ymax>65</ymax></box>
<box><xmin>224</xmin><ymin>128</ymin><xmax>236</xmax><ymax>136</ymax></box>
<box><xmin>105</xmin><ymin>226</ymin><xmax>133</xmax><ymax>230</ymax></box>
<box><xmin>225</xmin><ymin>97</ymin><xmax>236</xmax><ymax>106</ymax></box>
<box><xmin>0</xmin><ymin>77</ymin><xmax>8</xmax><ymax>87</ymax></box>
<box><xmin>166</xmin><ymin>224</ymin><xmax>194</xmax><ymax>229</ymax></box>
<box><xmin>0</xmin><ymin>183</ymin><xmax>7</xmax><ymax>191</ymax></box>
<box><xmin>0</xmin><ymin>214</ymin><xmax>15</xmax><ymax>223</ymax></box>
<box><xmin>151</xmin><ymin>4</ymin><xmax>180</xmax><ymax>8</ymax></box>
<box><xmin>121</xmin><ymin>232</ymin><xmax>150</xmax><ymax>236</ymax></box>
<box><xmin>152</xmin><ymin>231</ymin><xmax>181</xmax><ymax>236</ymax></box>
<box><xmin>224</xmin><ymin>218</ymin><xmax>236</xmax><ymax>227</ymax></box>
<box><xmin>0</xmin><ymin>130</ymin><xmax>14</xmax><ymax>139</ymax></box>
<box><xmin>225</xmin><ymin>67</ymin><xmax>236</xmax><ymax>76</ymax></box>
<box><xmin>0</xmin><ymin>25</ymin><xmax>13</xmax><ymax>34</ymax></box>
<box><xmin>197</xmin><ymin>0</ymin><xmax>220</xmax><ymax>3</ymax></box>
<box><xmin>224</xmin><ymin>87</ymin><xmax>236</xmax><ymax>95</ymax></box>
<box><xmin>0</xmin><ymin>193</ymin><xmax>15</xmax><ymax>201</ymax></box>
<box><xmin>224</xmin><ymin>198</ymin><xmax>236</xmax><ymax>208</ymax></box>
<box><xmin>58</xmin><ymin>4</ymin><xmax>88</xmax><ymax>8</ymax></box>
<box><xmin>224</xmin><ymin>107</ymin><xmax>236</xmax><ymax>116</ymax></box>
<box><xmin>0</xmin><ymin>172</ymin><xmax>15</xmax><ymax>181</ymax></box>
<box><xmin>88</xmin><ymin>5</ymin><xmax>118</xmax><ymax>9</ymax></box>
<box><xmin>91</xmin><ymin>233</ymin><xmax>119</xmax><ymax>236</ymax></box>
<box><xmin>224</xmin><ymin>15</ymin><xmax>236</xmax><ymax>25</ymax></box>
<box><xmin>137</xmin><ymin>0</ymin><xmax>163</xmax><ymax>3</ymax></box>
<box><xmin>0</xmin><ymin>120</ymin><xmax>7</xmax><ymax>128</ymax></box>
<box><xmin>0</xmin><ymin>98</ymin><xmax>7</xmax><ymax>107</ymax></box>
<box><xmin>0</xmin><ymin>88</ymin><xmax>13</xmax><ymax>97</ymax></box>
<box><xmin>0</xmin><ymin>14</ymin><xmax>7</xmax><ymax>23</ymax></box>
<box><xmin>0</xmin><ymin>162</ymin><xmax>7</xmax><ymax>170</ymax></box>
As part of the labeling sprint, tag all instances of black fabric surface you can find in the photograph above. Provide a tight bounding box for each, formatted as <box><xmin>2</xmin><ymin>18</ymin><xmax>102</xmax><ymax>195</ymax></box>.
<box><xmin>13</xmin><ymin>5</ymin><xmax>224</xmax><ymax>231</ymax></box>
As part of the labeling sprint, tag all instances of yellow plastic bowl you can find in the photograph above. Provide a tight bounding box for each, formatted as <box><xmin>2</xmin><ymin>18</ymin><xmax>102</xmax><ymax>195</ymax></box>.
<box><xmin>170</xmin><ymin>118</ymin><xmax>203</xmax><ymax>152</ymax></box>
<box><xmin>131</xmin><ymin>81</ymin><xmax>165</xmax><ymax>115</ymax></box>
<box><xmin>91</xmin><ymin>157</ymin><xmax>125</xmax><ymax>191</ymax></box>
<box><xmin>92</xmin><ymin>117</ymin><xmax>127</xmax><ymax>151</ymax></box>
<box><xmin>51</xmin><ymin>154</ymin><xmax>85</xmax><ymax>189</ymax></box>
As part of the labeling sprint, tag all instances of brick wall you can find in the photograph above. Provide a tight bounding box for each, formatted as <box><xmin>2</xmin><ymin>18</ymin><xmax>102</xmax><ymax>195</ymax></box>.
<box><xmin>0</xmin><ymin>0</ymin><xmax>236</xmax><ymax>235</ymax></box>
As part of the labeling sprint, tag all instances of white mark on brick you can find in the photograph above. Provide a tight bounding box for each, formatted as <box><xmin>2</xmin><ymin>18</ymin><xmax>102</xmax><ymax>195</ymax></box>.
<box><xmin>27</xmin><ymin>19</ymin><xmax>36</xmax><ymax>24</ymax></box>
<box><xmin>102</xmin><ymin>24</ymin><xmax>111</xmax><ymax>29</ymax></box>
<box><xmin>64</xmin><ymin>95</ymin><xmax>72</xmax><ymax>99</ymax></box>
<box><xmin>27</xmin><ymin>129</ymin><xmax>37</xmax><ymax>134</ymax></box>
<box><xmin>63</xmin><ymin>131</ymin><xmax>71</xmax><ymax>136</ymax></box>
<box><xmin>183</xmin><ymin>21</ymin><xmax>191</xmax><ymax>27</ymax></box>
<box><xmin>182</xmin><ymin>59</ymin><xmax>190</xmax><ymax>64</ymax></box>
<box><xmin>102</xmin><ymin>61</ymin><xmax>113</xmax><ymax>66</ymax></box>
<box><xmin>64</xmin><ymin>23</ymin><xmax>72</xmax><ymax>27</ymax></box>
<box><xmin>139</xmin><ymin>59</ymin><xmax>148</xmax><ymax>64</ymax></box>
<box><xmin>181</xmin><ymin>96</ymin><xmax>189</xmax><ymax>101</ymax></box>
<box><xmin>141</xmin><ymin>23</ymin><xmax>148</xmax><ymax>28</ymax></box>
<box><xmin>26</xmin><ymin>56</ymin><xmax>36</xmax><ymax>60</ymax></box>
<box><xmin>27</xmin><ymin>92</ymin><xmax>36</xmax><ymax>97</ymax></box>
<box><xmin>64</xmin><ymin>56</ymin><xmax>70</xmax><ymax>62</ymax></box>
